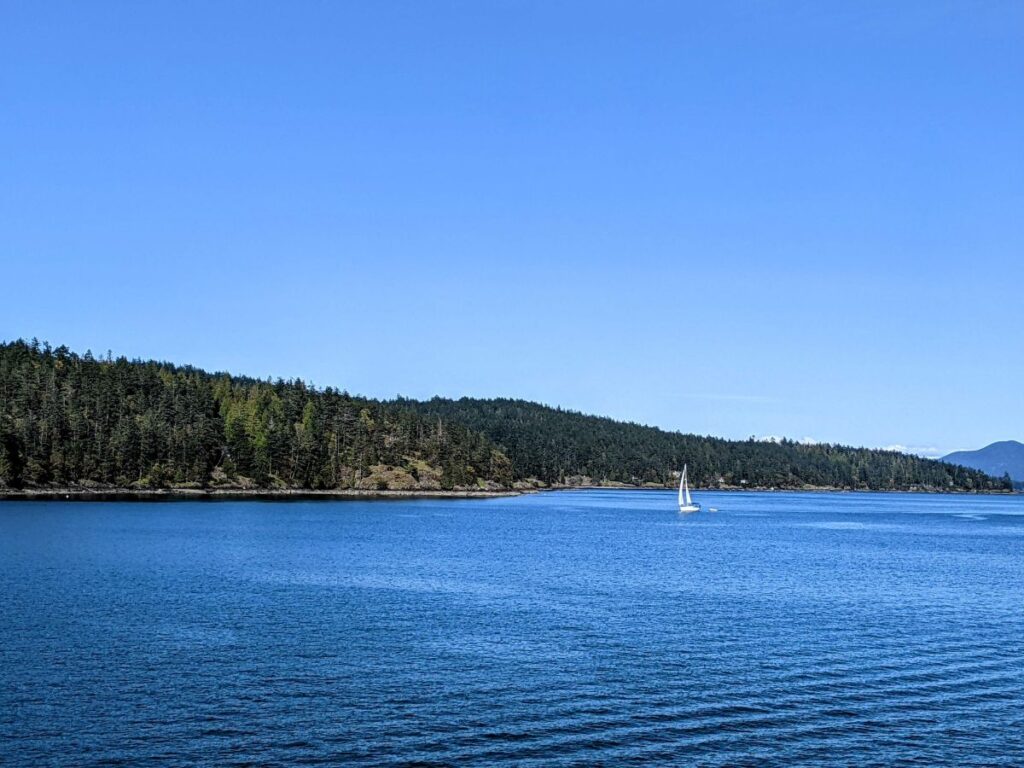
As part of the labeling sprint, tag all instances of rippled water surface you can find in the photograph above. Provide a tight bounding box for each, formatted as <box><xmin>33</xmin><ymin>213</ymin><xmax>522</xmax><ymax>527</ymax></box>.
<box><xmin>2</xmin><ymin>490</ymin><xmax>1024</xmax><ymax>766</ymax></box>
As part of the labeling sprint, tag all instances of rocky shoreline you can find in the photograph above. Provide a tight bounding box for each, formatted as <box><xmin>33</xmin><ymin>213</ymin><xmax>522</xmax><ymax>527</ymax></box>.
<box><xmin>0</xmin><ymin>483</ymin><xmax>1015</xmax><ymax>501</ymax></box>
<box><xmin>0</xmin><ymin>487</ymin><xmax>525</xmax><ymax>502</ymax></box>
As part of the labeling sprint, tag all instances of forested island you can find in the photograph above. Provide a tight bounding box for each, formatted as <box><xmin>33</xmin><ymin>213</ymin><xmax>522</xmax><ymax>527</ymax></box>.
<box><xmin>0</xmin><ymin>340</ymin><xmax>1010</xmax><ymax>495</ymax></box>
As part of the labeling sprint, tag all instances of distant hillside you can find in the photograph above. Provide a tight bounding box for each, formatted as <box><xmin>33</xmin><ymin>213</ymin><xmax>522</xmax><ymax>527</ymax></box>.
<box><xmin>943</xmin><ymin>441</ymin><xmax>1024</xmax><ymax>485</ymax></box>
<box><xmin>0</xmin><ymin>340</ymin><xmax>508</xmax><ymax>492</ymax></box>
<box><xmin>399</xmin><ymin>397</ymin><xmax>1008</xmax><ymax>492</ymax></box>
<box><xmin>0</xmin><ymin>340</ymin><xmax>1009</xmax><ymax>494</ymax></box>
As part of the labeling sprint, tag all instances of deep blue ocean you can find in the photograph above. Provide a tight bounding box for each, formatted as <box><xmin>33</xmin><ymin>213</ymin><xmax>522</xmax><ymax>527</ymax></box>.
<box><xmin>2</xmin><ymin>490</ymin><xmax>1023</xmax><ymax>766</ymax></box>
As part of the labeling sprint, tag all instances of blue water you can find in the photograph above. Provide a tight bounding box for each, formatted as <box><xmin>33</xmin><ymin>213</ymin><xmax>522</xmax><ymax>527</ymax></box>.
<box><xmin>2</xmin><ymin>490</ymin><xmax>1023</xmax><ymax>766</ymax></box>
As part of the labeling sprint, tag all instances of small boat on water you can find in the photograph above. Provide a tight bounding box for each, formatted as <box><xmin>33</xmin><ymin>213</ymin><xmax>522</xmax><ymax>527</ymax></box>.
<box><xmin>678</xmin><ymin>464</ymin><xmax>701</xmax><ymax>513</ymax></box>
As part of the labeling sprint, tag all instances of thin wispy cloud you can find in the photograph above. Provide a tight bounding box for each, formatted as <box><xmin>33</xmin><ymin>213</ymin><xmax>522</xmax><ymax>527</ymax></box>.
<box><xmin>679</xmin><ymin>393</ymin><xmax>780</xmax><ymax>404</ymax></box>
<box><xmin>759</xmin><ymin>435</ymin><xmax>818</xmax><ymax>445</ymax></box>
<box><xmin>882</xmin><ymin>444</ymin><xmax>962</xmax><ymax>459</ymax></box>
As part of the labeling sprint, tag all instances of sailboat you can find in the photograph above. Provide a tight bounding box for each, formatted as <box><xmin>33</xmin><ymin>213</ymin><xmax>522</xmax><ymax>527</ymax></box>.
<box><xmin>678</xmin><ymin>464</ymin><xmax>701</xmax><ymax>513</ymax></box>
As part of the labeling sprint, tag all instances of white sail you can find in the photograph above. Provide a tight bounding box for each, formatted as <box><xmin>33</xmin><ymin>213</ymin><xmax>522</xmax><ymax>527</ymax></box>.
<box><xmin>678</xmin><ymin>463</ymin><xmax>699</xmax><ymax>512</ymax></box>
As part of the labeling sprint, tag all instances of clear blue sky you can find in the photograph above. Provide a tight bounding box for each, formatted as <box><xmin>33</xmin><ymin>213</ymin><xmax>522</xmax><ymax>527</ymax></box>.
<box><xmin>2</xmin><ymin>1</ymin><xmax>1021</xmax><ymax>456</ymax></box>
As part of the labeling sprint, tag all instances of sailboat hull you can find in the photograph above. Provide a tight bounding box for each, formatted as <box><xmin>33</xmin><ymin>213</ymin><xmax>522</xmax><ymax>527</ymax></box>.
<box><xmin>678</xmin><ymin>504</ymin><xmax>701</xmax><ymax>513</ymax></box>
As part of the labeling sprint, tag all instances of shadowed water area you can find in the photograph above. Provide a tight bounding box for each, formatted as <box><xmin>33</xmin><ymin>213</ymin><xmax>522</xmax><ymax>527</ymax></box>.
<box><xmin>2</xmin><ymin>490</ymin><xmax>1023</xmax><ymax>766</ymax></box>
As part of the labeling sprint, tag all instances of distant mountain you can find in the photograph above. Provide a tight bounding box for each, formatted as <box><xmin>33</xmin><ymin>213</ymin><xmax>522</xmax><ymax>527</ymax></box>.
<box><xmin>943</xmin><ymin>441</ymin><xmax>1024</xmax><ymax>483</ymax></box>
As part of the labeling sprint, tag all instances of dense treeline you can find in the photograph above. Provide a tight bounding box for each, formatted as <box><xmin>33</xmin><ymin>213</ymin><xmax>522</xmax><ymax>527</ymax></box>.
<box><xmin>0</xmin><ymin>340</ymin><xmax>1009</xmax><ymax>493</ymax></box>
<box><xmin>0</xmin><ymin>340</ymin><xmax>508</xmax><ymax>491</ymax></box>
<box><xmin>401</xmin><ymin>397</ymin><xmax>1010</xmax><ymax>492</ymax></box>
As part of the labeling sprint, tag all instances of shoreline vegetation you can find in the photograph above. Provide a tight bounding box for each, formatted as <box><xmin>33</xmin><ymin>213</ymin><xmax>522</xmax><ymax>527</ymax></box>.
<box><xmin>1</xmin><ymin>339</ymin><xmax>1012</xmax><ymax>497</ymax></box>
